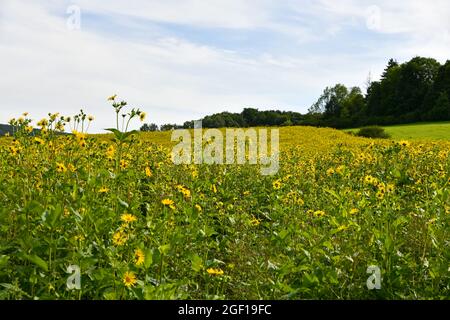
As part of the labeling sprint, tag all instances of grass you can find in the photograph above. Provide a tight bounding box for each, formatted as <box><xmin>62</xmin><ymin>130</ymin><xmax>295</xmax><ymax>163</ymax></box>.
<box><xmin>345</xmin><ymin>122</ymin><xmax>450</xmax><ymax>140</ymax></box>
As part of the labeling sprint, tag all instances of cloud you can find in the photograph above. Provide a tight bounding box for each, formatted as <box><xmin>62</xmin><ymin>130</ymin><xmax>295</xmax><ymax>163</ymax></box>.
<box><xmin>74</xmin><ymin>0</ymin><xmax>273</xmax><ymax>29</ymax></box>
<box><xmin>0</xmin><ymin>0</ymin><xmax>449</xmax><ymax>132</ymax></box>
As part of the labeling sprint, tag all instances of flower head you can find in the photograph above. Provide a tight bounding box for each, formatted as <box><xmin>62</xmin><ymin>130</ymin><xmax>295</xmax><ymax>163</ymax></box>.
<box><xmin>121</xmin><ymin>213</ymin><xmax>137</xmax><ymax>223</ymax></box>
<box><xmin>108</xmin><ymin>94</ymin><xmax>117</xmax><ymax>101</ymax></box>
<box><xmin>206</xmin><ymin>268</ymin><xmax>224</xmax><ymax>276</ymax></box>
<box><xmin>314</xmin><ymin>210</ymin><xmax>326</xmax><ymax>217</ymax></box>
<box><xmin>162</xmin><ymin>198</ymin><xmax>174</xmax><ymax>206</ymax></box>
<box><xmin>99</xmin><ymin>186</ymin><xmax>109</xmax><ymax>193</ymax></box>
<box><xmin>398</xmin><ymin>140</ymin><xmax>410</xmax><ymax>147</ymax></box>
<box><xmin>56</xmin><ymin>162</ymin><xmax>67</xmax><ymax>173</ymax></box>
<box><xmin>135</xmin><ymin>249</ymin><xmax>145</xmax><ymax>266</ymax></box>
<box><xmin>272</xmin><ymin>180</ymin><xmax>282</xmax><ymax>190</ymax></box>
<box><xmin>112</xmin><ymin>230</ymin><xmax>127</xmax><ymax>246</ymax></box>
<box><xmin>123</xmin><ymin>271</ymin><xmax>137</xmax><ymax>287</ymax></box>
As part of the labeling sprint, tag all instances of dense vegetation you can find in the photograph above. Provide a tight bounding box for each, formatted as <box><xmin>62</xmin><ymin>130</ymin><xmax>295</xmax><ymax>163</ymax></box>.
<box><xmin>355</xmin><ymin>126</ymin><xmax>390</xmax><ymax>139</ymax></box>
<box><xmin>1</xmin><ymin>99</ymin><xmax>449</xmax><ymax>299</ymax></box>
<box><xmin>141</xmin><ymin>57</ymin><xmax>450</xmax><ymax>131</ymax></box>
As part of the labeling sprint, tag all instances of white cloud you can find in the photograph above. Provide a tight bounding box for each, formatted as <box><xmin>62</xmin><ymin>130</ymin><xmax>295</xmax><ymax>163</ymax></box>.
<box><xmin>1</xmin><ymin>0</ymin><xmax>449</xmax><ymax>132</ymax></box>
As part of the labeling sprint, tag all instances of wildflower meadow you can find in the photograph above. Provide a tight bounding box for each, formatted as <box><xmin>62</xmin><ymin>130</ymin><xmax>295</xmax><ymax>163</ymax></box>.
<box><xmin>0</xmin><ymin>96</ymin><xmax>449</xmax><ymax>300</ymax></box>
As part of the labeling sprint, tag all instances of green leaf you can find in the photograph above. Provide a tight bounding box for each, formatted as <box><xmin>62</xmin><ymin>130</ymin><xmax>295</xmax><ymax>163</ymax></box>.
<box><xmin>48</xmin><ymin>204</ymin><xmax>62</xmax><ymax>227</ymax></box>
<box><xmin>117</xmin><ymin>198</ymin><xmax>129</xmax><ymax>208</ymax></box>
<box><xmin>392</xmin><ymin>168</ymin><xmax>402</xmax><ymax>179</ymax></box>
<box><xmin>158</xmin><ymin>244</ymin><xmax>171</xmax><ymax>255</ymax></box>
<box><xmin>123</xmin><ymin>130</ymin><xmax>138</xmax><ymax>140</ymax></box>
<box><xmin>104</xmin><ymin>128</ymin><xmax>124</xmax><ymax>140</ymax></box>
<box><xmin>0</xmin><ymin>255</ymin><xmax>9</xmax><ymax>267</ymax></box>
<box><xmin>278</xmin><ymin>229</ymin><xmax>289</xmax><ymax>240</ymax></box>
<box><xmin>324</xmin><ymin>188</ymin><xmax>341</xmax><ymax>200</ymax></box>
<box><xmin>144</xmin><ymin>249</ymin><xmax>153</xmax><ymax>269</ymax></box>
<box><xmin>190</xmin><ymin>254</ymin><xmax>203</xmax><ymax>272</ymax></box>
<box><xmin>21</xmin><ymin>253</ymin><xmax>48</xmax><ymax>272</ymax></box>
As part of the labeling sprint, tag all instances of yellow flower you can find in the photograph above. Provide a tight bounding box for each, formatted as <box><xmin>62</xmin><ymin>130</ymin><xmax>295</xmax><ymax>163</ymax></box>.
<box><xmin>376</xmin><ymin>191</ymin><xmax>384</xmax><ymax>200</ymax></box>
<box><xmin>162</xmin><ymin>199</ymin><xmax>174</xmax><ymax>206</ymax></box>
<box><xmin>272</xmin><ymin>180</ymin><xmax>282</xmax><ymax>190</ymax></box>
<box><xmin>314</xmin><ymin>210</ymin><xmax>326</xmax><ymax>217</ymax></box>
<box><xmin>49</xmin><ymin>113</ymin><xmax>59</xmax><ymax>121</ymax></box>
<box><xmin>326</xmin><ymin>168</ymin><xmax>335</xmax><ymax>176</ymax></box>
<box><xmin>145</xmin><ymin>166</ymin><xmax>152</xmax><ymax>177</ymax></box>
<box><xmin>99</xmin><ymin>186</ymin><xmax>109</xmax><ymax>193</ymax></box>
<box><xmin>34</xmin><ymin>137</ymin><xmax>45</xmax><ymax>145</ymax></box>
<box><xmin>364</xmin><ymin>175</ymin><xmax>374</xmax><ymax>184</ymax></box>
<box><xmin>135</xmin><ymin>249</ymin><xmax>145</xmax><ymax>266</ymax></box>
<box><xmin>121</xmin><ymin>213</ymin><xmax>137</xmax><ymax>223</ymax></box>
<box><xmin>37</xmin><ymin>118</ymin><xmax>49</xmax><ymax>128</ymax></box>
<box><xmin>249</xmin><ymin>217</ymin><xmax>261</xmax><ymax>226</ymax></box>
<box><xmin>123</xmin><ymin>271</ymin><xmax>137</xmax><ymax>287</ymax></box>
<box><xmin>195</xmin><ymin>204</ymin><xmax>202</xmax><ymax>212</ymax></box>
<box><xmin>211</xmin><ymin>184</ymin><xmax>217</xmax><ymax>193</ymax></box>
<box><xmin>336</xmin><ymin>165</ymin><xmax>345</xmax><ymax>175</ymax></box>
<box><xmin>398</xmin><ymin>140</ymin><xmax>410</xmax><ymax>147</ymax></box>
<box><xmin>206</xmin><ymin>268</ymin><xmax>224</xmax><ymax>276</ymax></box>
<box><xmin>112</xmin><ymin>230</ymin><xmax>127</xmax><ymax>246</ymax></box>
<box><xmin>387</xmin><ymin>184</ymin><xmax>395</xmax><ymax>193</ymax></box>
<box><xmin>79</xmin><ymin>139</ymin><xmax>86</xmax><ymax>148</ymax></box>
<box><xmin>177</xmin><ymin>186</ymin><xmax>191</xmax><ymax>199</ymax></box>
<box><xmin>350</xmin><ymin>208</ymin><xmax>359</xmax><ymax>215</ymax></box>
<box><xmin>88</xmin><ymin>115</ymin><xmax>94</xmax><ymax>121</ymax></box>
<box><xmin>120</xmin><ymin>159</ymin><xmax>129</xmax><ymax>169</ymax></box>
<box><xmin>55</xmin><ymin>122</ymin><xmax>65</xmax><ymax>131</ymax></box>
<box><xmin>74</xmin><ymin>235</ymin><xmax>85</xmax><ymax>242</ymax></box>
<box><xmin>139</xmin><ymin>112</ymin><xmax>146</xmax><ymax>122</ymax></box>
<box><xmin>108</xmin><ymin>94</ymin><xmax>117</xmax><ymax>101</ymax></box>
<box><xmin>56</xmin><ymin>162</ymin><xmax>67</xmax><ymax>173</ymax></box>
<box><xmin>8</xmin><ymin>145</ymin><xmax>19</xmax><ymax>156</ymax></box>
<box><xmin>106</xmin><ymin>145</ymin><xmax>115</xmax><ymax>160</ymax></box>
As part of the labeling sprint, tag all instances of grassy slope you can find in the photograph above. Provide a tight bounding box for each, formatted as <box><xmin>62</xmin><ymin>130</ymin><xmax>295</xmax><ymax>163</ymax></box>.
<box><xmin>346</xmin><ymin>122</ymin><xmax>450</xmax><ymax>140</ymax></box>
<box><xmin>1</xmin><ymin>122</ymin><xmax>448</xmax><ymax>148</ymax></box>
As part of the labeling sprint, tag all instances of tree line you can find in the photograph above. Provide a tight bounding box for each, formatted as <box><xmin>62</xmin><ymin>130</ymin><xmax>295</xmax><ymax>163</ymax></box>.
<box><xmin>141</xmin><ymin>56</ymin><xmax>450</xmax><ymax>131</ymax></box>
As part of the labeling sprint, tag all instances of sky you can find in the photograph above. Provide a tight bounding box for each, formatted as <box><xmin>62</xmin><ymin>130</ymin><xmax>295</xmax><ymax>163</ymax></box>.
<box><xmin>1</xmin><ymin>0</ymin><xmax>450</xmax><ymax>133</ymax></box>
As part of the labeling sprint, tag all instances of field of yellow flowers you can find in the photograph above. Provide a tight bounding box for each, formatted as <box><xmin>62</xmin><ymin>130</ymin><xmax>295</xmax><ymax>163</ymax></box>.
<box><xmin>0</xmin><ymin>102</ymin><xmax>449</xmax><ymax>300</ymax></box>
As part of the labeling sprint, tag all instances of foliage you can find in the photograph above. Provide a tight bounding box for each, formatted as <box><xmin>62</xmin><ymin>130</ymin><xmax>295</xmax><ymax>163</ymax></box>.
<box><xmin>356</xmin><ymin>126</ymin><xmax>390</xmax><ymax>139</ymax></box>
<box><xmin>0</xmin><ymin>105</ymin><xmax>449</xmax><ymax>299</ymax></box>
<box><xmin>149</xmin><ymin>57</ymin><xmax>450</xmax><ymax>130</ymax></box>
<box><xmin>140</xmin><ymin>123</ymin><xmax>159</xmax><ymax>132</ymax></box>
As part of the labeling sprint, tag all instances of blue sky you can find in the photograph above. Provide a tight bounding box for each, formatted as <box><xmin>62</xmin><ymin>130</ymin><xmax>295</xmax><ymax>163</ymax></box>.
<box><xmin>1</xmin><ymin>0</ymin><xmax>450</xmax><ymax>132</ymax></box>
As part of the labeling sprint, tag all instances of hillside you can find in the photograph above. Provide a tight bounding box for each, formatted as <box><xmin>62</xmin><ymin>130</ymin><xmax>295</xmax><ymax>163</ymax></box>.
<box><xmin>346</xmin><ymin>122</ymin><xmax>450</xmax><ymax>140</ymax></box>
